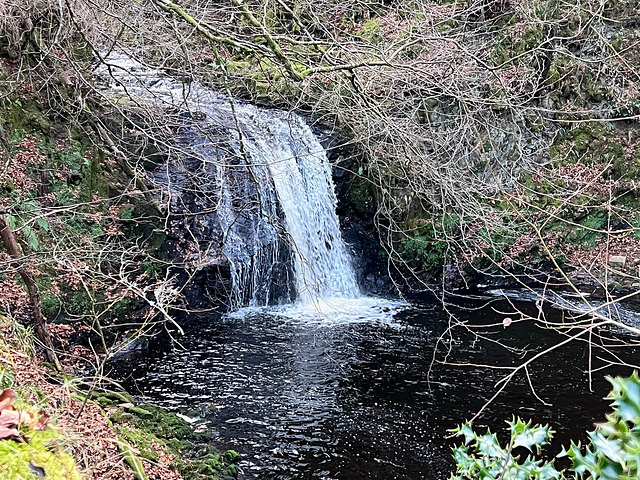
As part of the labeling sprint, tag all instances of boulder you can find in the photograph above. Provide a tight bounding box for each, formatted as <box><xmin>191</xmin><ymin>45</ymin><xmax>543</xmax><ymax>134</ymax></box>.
<box><xmin>608</xmin><ymin>255</ymin><xmax>626</xmax><ymax>269</ymax></box>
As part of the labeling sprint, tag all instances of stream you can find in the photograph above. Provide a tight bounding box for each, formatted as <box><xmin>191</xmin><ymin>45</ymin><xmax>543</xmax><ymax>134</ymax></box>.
<box><xmin>111</xmin><ymin>292</ymin><xmax>640</xmax><ymax>480</ymax></box>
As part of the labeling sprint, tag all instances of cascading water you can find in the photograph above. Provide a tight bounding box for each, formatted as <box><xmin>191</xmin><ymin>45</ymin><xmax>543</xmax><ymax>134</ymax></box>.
<box><xmin>99</xmin><ymin>53</ymin><xmax>360</xmax><ymax>310</ymax></box>
<box><xmin>237</xmin><ymin>111</ymin><xmax>360</xmax><ymax>304</ymax></box>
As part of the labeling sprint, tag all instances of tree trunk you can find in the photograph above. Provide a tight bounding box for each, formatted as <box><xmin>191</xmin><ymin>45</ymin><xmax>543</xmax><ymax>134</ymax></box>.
<box><xmin>0</xmin><ymin>215</ymin><xmax>61</xmax><ymax>370</ymax></box>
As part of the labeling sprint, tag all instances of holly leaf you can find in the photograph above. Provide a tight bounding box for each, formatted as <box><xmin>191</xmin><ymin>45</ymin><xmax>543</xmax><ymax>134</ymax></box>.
<box><xmin>509</xmin><ymin>417</ymin><xmax>553</xmax><ymax>453</ymax></box>
<box><xmin>606</xmin><ymin>372</ymin><xmax>640</xmax><ymax>425</ymax></box>
<box><xmin>564</xmin><ymin>442</ymin><xmax>600</xmax><ymax>478</ymax></box>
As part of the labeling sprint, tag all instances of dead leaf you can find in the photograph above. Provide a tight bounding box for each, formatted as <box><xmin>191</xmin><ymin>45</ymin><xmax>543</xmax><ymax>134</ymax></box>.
<box><xmin>29</xmin><ymin>411</ymin><xmax>49</xmax><ymax>430</ymax></box>
<box><xmin>0</xmin><ymin>408</ymin><xmax>21</xmax><ymax>430</ymax></box>
<box><xmin>0</xmin><ymin>426</ymin><xmax>19</xmax><ymax>438</ymax></box>
<box><xmin>0</xmin><ymin>389</ymin><xmax>17</xmax><ymax>411</ymax></box>
<box><xmin>0</xmin><ymin>388</ymin><xmax>48</xmax><ymax>438</ymax></box>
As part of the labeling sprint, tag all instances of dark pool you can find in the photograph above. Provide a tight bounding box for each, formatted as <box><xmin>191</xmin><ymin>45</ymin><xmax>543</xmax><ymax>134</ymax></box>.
<box><xmin>110</xmin><ymin>292</ymin><xmax>640</xmax><ymax>479</ymax></box>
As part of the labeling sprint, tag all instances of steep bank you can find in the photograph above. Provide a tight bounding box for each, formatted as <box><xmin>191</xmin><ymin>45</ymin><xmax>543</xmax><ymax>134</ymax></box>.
<box><xmin>0</xmin><ymin>314</ymin><xmax>240</xmax><ymax>479</ymax></box>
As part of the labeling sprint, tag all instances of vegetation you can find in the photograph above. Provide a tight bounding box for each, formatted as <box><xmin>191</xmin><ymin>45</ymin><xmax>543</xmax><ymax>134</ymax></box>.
<box><xmin>451</xmin><ymin>372</ymin><xmax>640</xmax><ymax>480</ymax></box>
<box><xmin>0</xmin><ymin>386</ymin><xmax>81</xmax><ymax>480</ymax></box>
<box><xmin>1</xmin><ymin>0</ymin><xmax>640</xmax><ymax>477</ymax></box>
<box><xmin>110</xmin><ymin>403</ymin><xmax>240</xmax><ymax>480</ymax></box>
<box><xmin>0</xmin><ymin>428</ymin><xmax>82</xmax><ymax>480</ymax></box>
<box><xmin>0</xmin><ymin>313</ymin><xmax>237</xmax><ymax>480</ymax></box>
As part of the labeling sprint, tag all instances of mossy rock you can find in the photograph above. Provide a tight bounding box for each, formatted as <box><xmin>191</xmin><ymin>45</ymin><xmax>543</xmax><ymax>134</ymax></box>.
<box><xmin>112</xmin><ymin>402</ymin><xmax>240</xmax><ymax>480</ymax></box>
<box><xmin>119</xmin><ymin>440</ymin><xmax>150</xmax><ymax>480</ymax></box>
<box><xmin>0</xmin><ymin>429</ymin><xmax>82</xmax><ymax>480</ymax></box>
<box><xmin>111</xmin><ymin>403</ymin><xmax>192</xmax><ymax>441</ymax></box>
<box><xmin>118</xmin><ymin>425</ymin><xmax>160</xmax><ymax>462</ymax></box>
<box><xmin>1</xmin><ymin>96</ymin><xmax>52</xmax><ymax>136</ymax></box>
<box><xmin>177</xmin><ymin>450</ymin><xmax>240</xmax><ymax>480</ymax></box>
<box><xmin>83</xmin><ymin>389</ymin><xmax>134</xmax><ymax>407</ymax></box>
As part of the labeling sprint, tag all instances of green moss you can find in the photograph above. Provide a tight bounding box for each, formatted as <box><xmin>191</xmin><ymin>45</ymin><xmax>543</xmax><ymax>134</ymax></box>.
<box><xmin>570</xmin><ymin>126</ymin><xmax>598</xmax><ymax>153</ymax></box>
<box><xmin>584</xmin><ymin>77</ymin><xmax>614</xmax><ymax>103</ymax></box>
<box><xmin>1</xmin><ymin>95</ymin><xmax>51</xmax><ymax>135</ymax></box>
<box><xmin>119</xmin><ymin>440</ymin><xmax>150</xmax><ymax>480</ymax></box>
<box><xmin>565</xmin><ymin>212</ymin><xmax>606</xmax><ymax>247</ymax></box>
<box><xmin>84</xmin><ymin>389</ymin><xmax>134</xmax><ymax>407</ymax></box>
<box><xmin>398</xmin><ymin>214</ymin><xmax>462</xmax><ymax>270</ymax></box>
<box><xmin>111</xmin><ymin>403</ymin><xmax>240</xmax><ymax>480</ymax></box>
<box><xmin>178</xmin><ymin>451</ymin><xmax>239</xmax><ymax>480</ymax></box>
<box><xmin>41</xmin><ymin>293</ymin><xmax>62</xmax><ymax>321</ymax></box>
<box><xmin>436</xmin><ymin>19</ymin><xmax>456</xmax><ymax>32</ymax></box>
<box><xmin>356</xmin><ymin>19</ymin><xmax>382</xmax><ymax>43</ymax></box>
<box><xmin>111</xmin><ymin>404</ymin><xmax>193</xmax><ymax>442</ymax></box>
<box><xmin>0</xmin><ymin>429</ymin><xmax>82</xmax><ymax>480</ymax></box>
<box><xmin>117</xmin><ymin>426</ymin><xmax>160</xmax><ymax>462</ymax></box>
<box><xmin>348</xmin><ymin>177</ymin><xmax>374</xmax><ymax>215</ymax></box>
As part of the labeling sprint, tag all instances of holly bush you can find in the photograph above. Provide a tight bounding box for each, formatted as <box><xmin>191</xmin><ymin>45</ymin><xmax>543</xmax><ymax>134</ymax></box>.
<box><xmin>450</xmin><ymin>372</ymin><xmax>640</xmax><ymax>479</ymax></box>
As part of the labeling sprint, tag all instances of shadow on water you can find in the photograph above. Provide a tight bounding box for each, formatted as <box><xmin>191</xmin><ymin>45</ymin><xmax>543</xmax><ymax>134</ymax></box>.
<box><xmin>110</xmin><ymin>293</ymin><xmax>640</xmax><ymax>480</ymax></box>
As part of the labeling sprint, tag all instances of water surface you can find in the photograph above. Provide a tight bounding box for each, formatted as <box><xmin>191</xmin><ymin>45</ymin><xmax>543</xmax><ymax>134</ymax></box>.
<box><xmin>112</xmin><ymin>293</ymin><xmax>640</xmax><ymax>479</ymax></box>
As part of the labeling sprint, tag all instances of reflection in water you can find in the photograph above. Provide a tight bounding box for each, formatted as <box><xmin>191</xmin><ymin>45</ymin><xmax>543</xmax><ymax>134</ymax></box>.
<box><xmin>112</xmin><ymin>296</ymin><xmax>640</xmax><ymax>480</ymax></box>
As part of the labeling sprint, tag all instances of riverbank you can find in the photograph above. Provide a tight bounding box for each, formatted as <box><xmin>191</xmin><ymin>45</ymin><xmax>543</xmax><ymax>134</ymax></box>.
<box><xmin>0</xmin><ymin>314</ymin><xmax>239</xmax><ymax>480</ymax></box>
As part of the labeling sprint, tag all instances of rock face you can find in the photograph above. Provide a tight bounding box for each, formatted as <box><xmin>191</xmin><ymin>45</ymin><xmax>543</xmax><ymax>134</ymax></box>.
<box><xmin>159</xmin><ymin>110</ymin><xmax>297</xmax><ymax>309</ymax></box>
<box><xmin>101</xmin><ymin>54</ymin><xmax>368</xmax><ymax>309</ymax></box>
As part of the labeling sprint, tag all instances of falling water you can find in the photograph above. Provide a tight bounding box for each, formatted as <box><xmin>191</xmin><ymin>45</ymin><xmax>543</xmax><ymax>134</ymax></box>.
<box><xmin>99</xmin><ymin>53</ymin><xmax>359</xmax><ymax>308</ymax></box>
<box><xmin>238</xmin><ymin>110</ymin><xmax>360</xmax><ymax>304</ymax></box>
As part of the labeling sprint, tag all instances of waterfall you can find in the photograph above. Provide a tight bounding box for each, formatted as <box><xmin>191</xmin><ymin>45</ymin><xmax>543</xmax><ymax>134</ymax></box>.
<box><xmin>237</xmin><ymin>110</ymin><xmax>360</xmax><ymax>304</ymax></box>
<box><xmin>100</xmin><ymin>53</ymin><xmax>360</xmax><ymax>309</ymax></box>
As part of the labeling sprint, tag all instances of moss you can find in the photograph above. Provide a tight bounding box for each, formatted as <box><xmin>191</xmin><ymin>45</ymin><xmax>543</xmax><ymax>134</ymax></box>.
<box><xmin>88</xmin><ymin>390</ymin><xmax>135</xmax><ymax>407</ymax></box>
<box><xmin>1</xmin><ymin>95</ymin><xmax>52</xmax><ymax>135</ymax></box>
<box><xmin>436</xmin><ymin>19</ymin><xmax>456</xmax><ymax>32</ymax></box>
<box><xmin>565</xmin><ymin>212</ymin><xmax>606</xmax><ymax>247</ymax></box>
<box><xmin>584</xmin><ymin>78</ymin><xmax>614</xmax><ymax>103</ymax></box>
<box><xmin>348</xmin><ymin>176</ymin><xmax>374</xmax><ymax>216</ymax></box>
<box><xmin>178</xmin><ymin>451</ymin><xmax>239</xmax><ymax>480</ymax></box>
<box><xmin>41</xmin><ymin>293</ymin><xmax>62</xmax><ymax>321</ymax></box>
<box><xmin>356</xmin><ymin>19</ymin><xmax>382</xmax><ymax>43</ymax></box>
<box><xmin>119</xmin><ymin>440</ymin><xmax>150</xmax><ymax>480</ymax></box>
<box><xmin>117</xmin><ymin>426</ymin><xmax>160</xmax><ymax>462</ymax></box>
<box><xmin>111</xmin><ymin>404</ymin><xmax>193</xmax><ymax>442</ymax></box>
<box><xmin>397</xmin><ymin>213</ymin><xmax>462</xmax><ymax>270</ymax></box>
<box><xmin>570</xmin><ymin>126</ymin><xmax>598</xmax><ymax>154</ymax></box>
<box><xmin>111</xmin><ymin>403</ymin><xmax>240</xmax><ymax>480</ymax></box>
<box><xmin>0</xmin><ymin>427</ymin><xmax>82</xmax><ymax>479</ymax></box>
<box><xmin>546</xmin><ymin>64</ymin><xmax>562</xmax><ymax>85</ymax></box>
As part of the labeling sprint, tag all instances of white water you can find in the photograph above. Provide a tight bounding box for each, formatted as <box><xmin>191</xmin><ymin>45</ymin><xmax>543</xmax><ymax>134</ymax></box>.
<box><xmin>98</xmin><ymin>52</ymin><xmax>403</xmax><ymax>318</ymax></box>
<box><xmin>237</xmin><ymin>110</ymin><xmax>360</xmax><ymax>305</ymax></box>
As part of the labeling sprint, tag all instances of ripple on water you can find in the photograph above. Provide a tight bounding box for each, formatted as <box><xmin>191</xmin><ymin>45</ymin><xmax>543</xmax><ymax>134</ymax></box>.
<box><xmin>113</xmin><ymin>296</ymin><xmax>640</xmax><ymax>480</ymax></box>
